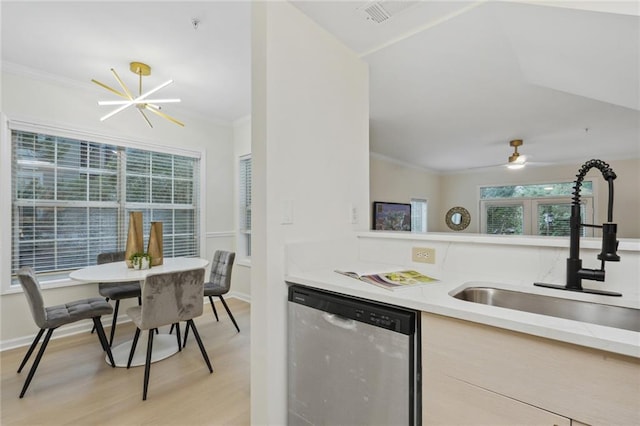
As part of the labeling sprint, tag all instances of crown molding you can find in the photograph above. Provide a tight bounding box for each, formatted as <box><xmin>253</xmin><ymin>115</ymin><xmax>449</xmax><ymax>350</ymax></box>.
<box><xmin>369</xmin><ymin>151</ymin><xmax>440</xmax><ymax>174</ymax></box>
<box><xmin>2</xmin><ymin>61</ymin><xmax>93</xmax><ymax>91</ymax></box>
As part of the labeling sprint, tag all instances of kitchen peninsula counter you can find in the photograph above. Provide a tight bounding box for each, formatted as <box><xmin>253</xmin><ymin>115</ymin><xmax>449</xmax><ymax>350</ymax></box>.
<box><xmin>285</xmin><ymin>232</ymin><xmax>640</xmax><ymax>358</ymax></box>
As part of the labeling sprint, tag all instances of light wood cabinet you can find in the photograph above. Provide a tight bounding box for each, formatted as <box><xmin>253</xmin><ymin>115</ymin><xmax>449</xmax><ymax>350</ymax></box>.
<box><xmin>424</xmin><ymin>369</ymin><xmax>571</xmax><ymax>425</ymax></box>
<box><xmin>421</xmin><ymin>312</ymin><xmax>639</xmax><ymax>426</ymax></box>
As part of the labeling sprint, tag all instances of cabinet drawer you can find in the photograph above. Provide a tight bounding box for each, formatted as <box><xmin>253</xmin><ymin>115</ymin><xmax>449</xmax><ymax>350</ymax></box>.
<box><xmin>424</xmin><ymin>371</ymin><xmax>571</xmax><ymax>426</ymax></box>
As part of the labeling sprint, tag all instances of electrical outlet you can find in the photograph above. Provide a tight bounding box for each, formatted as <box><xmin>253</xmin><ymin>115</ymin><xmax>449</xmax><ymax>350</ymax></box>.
<box><xmin>412</xmin><ymin>247</ymin><xmax>436</xmax><ymax>264</ymax></box>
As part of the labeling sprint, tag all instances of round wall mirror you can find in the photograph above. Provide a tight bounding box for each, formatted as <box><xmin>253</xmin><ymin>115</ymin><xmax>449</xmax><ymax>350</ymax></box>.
<box><xmin>445</xmin><ymin>206</ymin><xmax>471</xmax><ymax>231</ymax></box>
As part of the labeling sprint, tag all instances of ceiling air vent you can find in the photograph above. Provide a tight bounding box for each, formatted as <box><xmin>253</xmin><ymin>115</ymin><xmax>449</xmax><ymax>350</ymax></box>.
<box><xmin>357</xmin><ymin>1</ymin><xmax>419</xmax><ymax>24</ymax></box>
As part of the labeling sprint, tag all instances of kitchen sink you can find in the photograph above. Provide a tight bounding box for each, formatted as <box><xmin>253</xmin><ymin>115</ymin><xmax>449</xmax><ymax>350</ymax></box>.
<box><xmin>452</xmin><ymin>287</ymin><xmax>640</xmax><ymax>332</ymax></box>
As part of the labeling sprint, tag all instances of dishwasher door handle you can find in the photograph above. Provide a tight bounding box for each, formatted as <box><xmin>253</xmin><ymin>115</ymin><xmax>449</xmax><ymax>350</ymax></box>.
<box><xmin>322</xmin><ymin>312</ymin><xmax>357</xmax><ymax>330</ymax></box>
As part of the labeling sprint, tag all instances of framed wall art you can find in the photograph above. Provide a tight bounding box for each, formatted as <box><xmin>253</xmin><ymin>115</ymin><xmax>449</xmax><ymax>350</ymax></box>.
<box><xmin>372</xmin><ymin>202</ymin><xmax>411</xmax><ymax>231</ymax></box>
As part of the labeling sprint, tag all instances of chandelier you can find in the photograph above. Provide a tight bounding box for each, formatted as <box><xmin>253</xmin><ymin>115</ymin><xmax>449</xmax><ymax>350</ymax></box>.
<box><xmin>92</xmin><ymin>62</ymin><xmax>184</xmax><ymax>127</ymax></box>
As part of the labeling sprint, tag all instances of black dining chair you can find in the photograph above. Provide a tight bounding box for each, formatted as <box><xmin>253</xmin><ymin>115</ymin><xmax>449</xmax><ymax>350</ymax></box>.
<box><xmin>16</xmin><ymin>266</ymin><xmax>115</xmax><ymax>398</ymax></box>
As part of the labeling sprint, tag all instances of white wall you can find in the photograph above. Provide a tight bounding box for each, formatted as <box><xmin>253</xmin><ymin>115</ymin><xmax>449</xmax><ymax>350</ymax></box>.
<box><xmin>370</xmin><ymin>153</ymin><xmax>441</xmax><ymax>231</ymax></box>
<box><xmin>0</xmin><ymin>69</ymin><xmax>236</xmax><ymax>347</ymax></box>
<box><xmin>251</xmin><ymin>2</ymin><xmax>369</xmax><ymax>423</ymax></box>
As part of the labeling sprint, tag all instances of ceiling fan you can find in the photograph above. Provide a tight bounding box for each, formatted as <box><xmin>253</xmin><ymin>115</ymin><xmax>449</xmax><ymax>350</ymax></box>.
<box><xmin>507</xmin><ymin>139</ymin><xmax>527</xmax><ymax>169</ymax></box>
<box><xmin>462</xmin><ymin>139</ymin><xmax>549</xmax><ymax>172</ymax></box>
<box><xmin>92</xmin><ymin>62</ymin><xmax>184</xmax><ymax>128</ymax></box>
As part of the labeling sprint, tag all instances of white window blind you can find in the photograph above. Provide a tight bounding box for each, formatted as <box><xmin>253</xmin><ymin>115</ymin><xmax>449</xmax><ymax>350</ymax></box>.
<box><xmin>11</xmin><ymin>130</ymin><xmax>200</xmax><ymax>279</ymax></box>
<box><xmin>410</xmin><ymin>198</ymin><xmax>427</xmax><ymax>233</ymax></box>
<box><xmin>485</xmin><ymin>204</ymin><xmax>524</xmax><ymax>235</ymax></box>
<box><xmin>238</xmin><ymin>155</ymin><xmax>251</xmax><ymax>257</ymax></box>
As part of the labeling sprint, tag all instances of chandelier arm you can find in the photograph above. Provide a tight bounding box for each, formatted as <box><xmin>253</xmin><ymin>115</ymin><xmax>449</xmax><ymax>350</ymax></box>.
<box><xmin>101</xmin><ymin>80</ymin><xmax>174</xmax><ymax>122</ymax></box>
<box><xmin>98</xmin><ymin>99</ymin><xmax>181</xmax><ymax>106</ymax></box>
<box><xmin>111</xmin><ymin>68</ymin><xmax>134</xmax><ymax>100</ymax></box>
<box><xmin>91</xmin><ymin>79</ymin><xmax>129</xmax><ymax>99</ymax></box>
<box><xmin>138</xmin><ymin>108</ymin><xmax>153</xmax><ymax>128</ymax></box>
<box><xmin>137</xmin><ymin>80</ymin><xmax>174</xmax><ymax>101</ymax></box>
<box><xmin>145</xmin><ymin>104</ymin><xmax>185</xmax><ymax>127</ymax></box>
<box><xmin>100</xmin><ymin>102</ymin><xmax>135</xmax><ymax>121</ymax></box>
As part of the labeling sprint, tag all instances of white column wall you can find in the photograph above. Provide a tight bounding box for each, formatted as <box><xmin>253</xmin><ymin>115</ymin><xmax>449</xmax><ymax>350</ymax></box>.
<box><xmin>251</xmin><ymin>2</ymin><xmax>370</xmax><ymax>424</ymax></box>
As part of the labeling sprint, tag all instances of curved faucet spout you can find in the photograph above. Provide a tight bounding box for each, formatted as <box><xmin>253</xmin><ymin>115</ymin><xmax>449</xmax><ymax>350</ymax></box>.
<box><xmin>535</xmin><ymin>159</ymin><xmax>622</xmax><ymax>297</ymax></box>
<box><xmin>572</xmin><ymin>159</ymin><xmax>616</xmax><ymax>222</ymax></box>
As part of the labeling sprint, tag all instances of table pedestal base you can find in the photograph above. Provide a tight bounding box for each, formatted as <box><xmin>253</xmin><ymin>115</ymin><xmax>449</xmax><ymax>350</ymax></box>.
<box><xmin>108</xmin><ymin>333</ymin><xmax>180</xmax><ymax>368</ymax></box>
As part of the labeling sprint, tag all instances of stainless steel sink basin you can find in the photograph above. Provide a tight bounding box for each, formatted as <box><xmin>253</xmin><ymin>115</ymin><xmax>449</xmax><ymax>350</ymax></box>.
<box><xmin>452</xmin><ymin>287</ymin><xmax>640</xmax><ymax>332</ymax></box>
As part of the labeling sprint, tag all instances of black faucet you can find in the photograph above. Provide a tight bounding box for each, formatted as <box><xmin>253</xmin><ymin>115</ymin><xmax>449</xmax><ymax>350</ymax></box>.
<box><xmin>535</xmin><ymin>159</ymin><xmax>622</xmax><ymax>296</ymax></box>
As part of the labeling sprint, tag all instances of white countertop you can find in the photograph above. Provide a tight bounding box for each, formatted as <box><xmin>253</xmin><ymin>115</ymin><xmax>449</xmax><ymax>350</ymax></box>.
<box><xmin>285</xmin><ymin>267</ymin><xmax>640</xmax><ymax>358</ymax></box>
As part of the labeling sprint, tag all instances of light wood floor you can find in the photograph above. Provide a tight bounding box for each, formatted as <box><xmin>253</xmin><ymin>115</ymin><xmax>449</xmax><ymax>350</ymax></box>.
<box><xmin>1</xmin><ymin>298</ymin><xmax>250</xmax><ymax>426</ymax></box>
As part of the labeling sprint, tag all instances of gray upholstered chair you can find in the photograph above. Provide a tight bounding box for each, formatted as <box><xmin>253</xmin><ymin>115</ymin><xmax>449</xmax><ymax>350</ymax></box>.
<box><xmin>96</xmin><ymin>251</ymin><xmax>142</xmax><ymax>346</ymax></box>
<box><xmin>203</xmin><ymin>250</ymin><xmax>239</xmax><ymax>332</ymax></box>
<box><xmin>16</xmin><ymin>266</ymin><xmax>115</xmax><ymax>398</ymax></box>
<box><xmin>126</xmin><ymin>268</ymin><xmax>212</xmax><ymax>400</ymax></box>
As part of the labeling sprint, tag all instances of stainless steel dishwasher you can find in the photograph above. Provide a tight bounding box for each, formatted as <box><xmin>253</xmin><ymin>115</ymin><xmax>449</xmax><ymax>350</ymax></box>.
<box><xmin>287</xmin><ymin>284</ymin><xmax>421</xmax><ymax>425</ymax></box>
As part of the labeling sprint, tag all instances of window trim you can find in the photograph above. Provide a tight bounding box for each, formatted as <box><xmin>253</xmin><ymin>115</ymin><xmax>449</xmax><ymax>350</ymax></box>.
<box><xmin>480</xmin><ymin>196</ymin><xmax>595</xmax><ymax>236</ymax></box>
<box><xmin>237</xmin><ymin>154</ymin><xmax>251</xmax><ymax>262</ymax></box>
<box><xmin>1</xmin><ymin>114</ymin><xmax>207</xmax><ymax>294</ymax></box>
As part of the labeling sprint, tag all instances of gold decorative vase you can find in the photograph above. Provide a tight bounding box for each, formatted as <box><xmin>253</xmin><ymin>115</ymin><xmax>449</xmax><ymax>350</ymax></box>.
<box><xmin>147</xmin><ymin>221</ymin><xmax>163</xmax><ymax>266</ymax></box>
<box><xmin>124</xmin><ymin>211</ymin><xmax>144</xmax><ymax>268</ymax></box>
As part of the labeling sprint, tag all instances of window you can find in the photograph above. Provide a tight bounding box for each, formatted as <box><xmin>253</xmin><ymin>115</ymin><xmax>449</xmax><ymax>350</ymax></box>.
<box><xmin>480</xmin><ymin>182</ymin><xmax>593</xmax><ymax>236</ymax></box>
<box><xmin>485</xmin><ymin>203</ymin><xmax>524</xmax><ymax>235</ymax></box>
<box><xmin>238</xmin><ymin>155</ymin><xmax>251</xmax><ymax>258</ymax></box>
<box><xmin>11</xmin><ymin>129</ymin><xmax>200</xmax><ymax>284</ymax></box>
<box><xmin>410</xmin><ymin>198</ymin><xmax>428</xmax><ymax>233</ymax></box>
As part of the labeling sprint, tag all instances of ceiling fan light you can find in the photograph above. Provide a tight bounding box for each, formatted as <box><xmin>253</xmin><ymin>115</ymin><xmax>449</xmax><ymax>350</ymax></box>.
<box><xmin>509</xmin><ymin>154</ymin><xmax>526</xmax><ymax>164</ymax></box>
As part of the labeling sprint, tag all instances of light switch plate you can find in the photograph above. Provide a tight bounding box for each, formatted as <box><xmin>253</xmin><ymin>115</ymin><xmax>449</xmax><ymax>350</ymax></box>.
<box><xmin>281</xmin><ymin>200</ymin><xmax>294</xmax><ymax>225</ymax></box>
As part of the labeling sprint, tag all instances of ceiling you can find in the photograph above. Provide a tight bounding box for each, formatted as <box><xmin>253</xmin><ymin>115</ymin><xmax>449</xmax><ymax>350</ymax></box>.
<box><xmin>1</xmin><ymin>1</ymin><xmax>251</xmax><ymax>122</ymax></box>
<box><xmin>2</xmin><ymin>1</ymin><xmax>639</xmax><ymax>173</ymax></box>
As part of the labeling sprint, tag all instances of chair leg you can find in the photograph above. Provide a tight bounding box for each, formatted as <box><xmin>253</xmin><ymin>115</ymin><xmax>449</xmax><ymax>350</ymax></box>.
<box><xmin>19</xmin><ymin>328</ymin><xmax>55</xmax><ymax>398</ymax></box>
<box><xmin>169</xmin><ymin>324</ymin><xmax>175</xmax><ymax>334</ymax></box>
<box><xmin>108</xmin><ymin>300</ymin><xmax>120</xmax><ymax>347</ymax></box>
<box><xmin>93</xmin><ymin>317</ymin><xmax>115</xmax><ymax>368</ymax></box>
<box><xmin>143</xmin><ymin>329</ymin><xmax>154</xmax><ymax>401</ymax></box>
<box><xmin>91</xmin><ymin>297</ymin><xmax>109</xmax><ymax>334</ymax></box>
<box><xmin>219</xmin><ymin>295</ymin><xmax>240</xmax><ymax>333</ymax></box>
<box><xmin>187</xmin><ymin>319</ymin><xmax>213</xmax><ymax>373</ymax></box>
<box><xmin>127</xmin><ymin>328</ymin><xmax>141</xmax><ymax>369</ymax></box>
<box><xmin>208</xmin><ymin>296</ymin><xmax>219</xmax><ymax>321</ymax></box>
<box><xmin>17</xmin><ymin>328</ymin><xmax>45</xmax><ymax>373</ymax></box>
<box><xmin>183</xmin><ymin>321</ymin><xmax>191</xmax><ymax>347</ymax></box>
<box><xmin>175</xmin><ymin>323</ymin><xmax>182</xmax><ymax>351</ymax></box>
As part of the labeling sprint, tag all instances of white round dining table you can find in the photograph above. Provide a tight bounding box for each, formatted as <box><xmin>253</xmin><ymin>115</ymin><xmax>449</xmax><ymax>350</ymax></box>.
<box><xmin>69</xmin><ymin>257</ymin><xmax>209</xmax><ymax>283</ymax></box>
<box><xmin>69</xmin><ymin>257</ymin><xmax>209</xmax><ymax>368</ymax></box>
